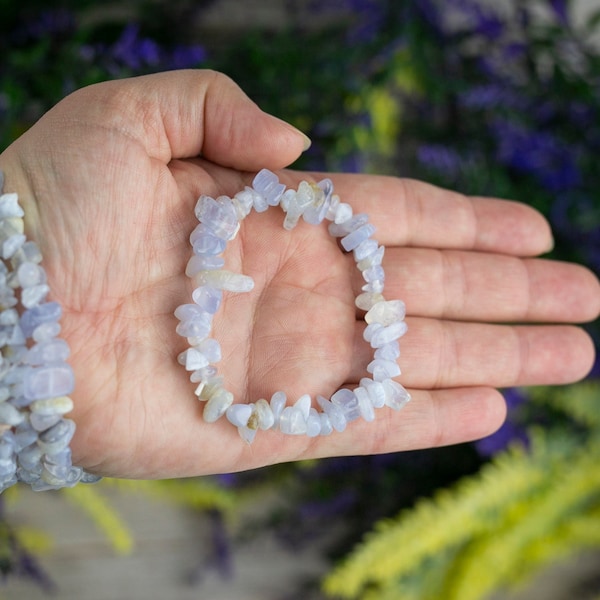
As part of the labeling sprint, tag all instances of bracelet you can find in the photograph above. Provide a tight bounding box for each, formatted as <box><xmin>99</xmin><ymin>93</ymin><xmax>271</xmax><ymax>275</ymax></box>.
<box><xmin>176</xmin><ymin>169</ymin><xmax>410</xmax><ymax>443</ymax></box>
<box><xmin>0</xmin><ymin>172</ymin><xmax>100</xmax><ymax>492</ymax></box>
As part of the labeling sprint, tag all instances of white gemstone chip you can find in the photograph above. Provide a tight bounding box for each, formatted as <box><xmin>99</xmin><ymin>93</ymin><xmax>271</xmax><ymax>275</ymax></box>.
<box><xmin>203</xmin><ymin>389</ymin><xmax>234</xmax><ymax>423</ymax></box>
<box><xmin>193</xmin><ymin>270</ymin><xmax>254</xmax><ymax>293</ymax></box>
<box><xmin>255</xmin><ymin>399</ymin><xmax>275</xmax><ymax>430</ymax></box>
<box><xmin>30</xmin><ymin>396</ymin><xmax>74</xmax><ymax>416</ymax></box>
<box><xmin>366</xmin><ymin>300</ymin><xmax>405</xmax><ymax>328</ymax></box>
<box><xmin>383</xmin><ymin>379</ymin><xmax>411</xmax><ymax>410</ymax></box>
<box><xmin>226</xmin><ymin>404</ymin><xmax>252</xmax><ymax>428</ymax></box>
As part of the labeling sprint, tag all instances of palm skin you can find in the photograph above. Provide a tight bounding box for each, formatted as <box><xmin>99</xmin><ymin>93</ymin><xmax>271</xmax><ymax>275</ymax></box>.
<box><xmin>0</xmin><ymin>71</ymin><xmax>598</xmax><ymax>480</ymax></box>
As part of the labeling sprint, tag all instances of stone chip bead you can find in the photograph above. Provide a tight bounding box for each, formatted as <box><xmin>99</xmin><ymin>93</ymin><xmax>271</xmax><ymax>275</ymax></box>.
<box><xmin>0</xmin><ymin>173</ymin><xmax>98</xmax><ymax>492</ymax></box>
<box><xmin>176</xmin><ymin>169</ymin><xmax>409</xmax><ymax>443</ymax></box>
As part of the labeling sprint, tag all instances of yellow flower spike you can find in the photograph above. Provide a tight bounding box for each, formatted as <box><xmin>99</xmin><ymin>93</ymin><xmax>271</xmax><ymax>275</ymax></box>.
<box><xmin>61</xmin><ymin>484</ymin><xmax>133</xmax><ymax>555</ymax></box>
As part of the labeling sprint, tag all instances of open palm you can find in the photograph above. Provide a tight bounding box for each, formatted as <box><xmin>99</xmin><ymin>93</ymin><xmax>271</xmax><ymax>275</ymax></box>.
<box><xmin>1</xmin><ymin>71</ymin><xmax>598</xmax><ymax>480</ymax></box>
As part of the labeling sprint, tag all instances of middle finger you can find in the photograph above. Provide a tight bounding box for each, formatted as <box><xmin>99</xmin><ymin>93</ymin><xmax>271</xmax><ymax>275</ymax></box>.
<box><xmin>351</xmin><ymin>248</ymin><xmax>599</xmax><ymax>323</ymax></box>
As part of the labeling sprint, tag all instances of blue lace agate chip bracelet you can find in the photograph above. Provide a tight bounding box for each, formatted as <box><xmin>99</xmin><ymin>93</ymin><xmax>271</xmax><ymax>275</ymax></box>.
<box><xmin>176</xmin><ymin>169</ymin><xmax>410</xmax><ymax>443</ymax></box>
<box><xmin>0</xmin><ymin>172</ymin><xmax>100</xmax><ymax>492</ymax></box>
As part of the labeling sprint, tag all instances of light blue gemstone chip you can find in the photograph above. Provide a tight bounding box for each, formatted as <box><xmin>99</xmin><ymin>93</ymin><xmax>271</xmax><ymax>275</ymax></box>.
<box><xmin>23</xmin><ymin>364</ymin><xmax>75</xmax><ymax>401</ymax></box>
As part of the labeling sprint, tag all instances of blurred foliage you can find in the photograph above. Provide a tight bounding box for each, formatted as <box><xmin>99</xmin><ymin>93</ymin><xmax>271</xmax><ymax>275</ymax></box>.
<box><xmin>0</xmin><ymin>0</ymin><xmax>599</xmax><ymax>598</ymax></box>
<box><xmin>323</xmin><ymin>381</ymin><xmax>600</xmax><ymax>599</ymax></box>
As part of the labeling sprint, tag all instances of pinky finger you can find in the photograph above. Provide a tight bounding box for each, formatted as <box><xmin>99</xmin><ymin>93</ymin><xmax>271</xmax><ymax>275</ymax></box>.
<box><xmin>308</xmin><ymin>386</ymin><xmax>508</xmax><ymax>459</ymax></box>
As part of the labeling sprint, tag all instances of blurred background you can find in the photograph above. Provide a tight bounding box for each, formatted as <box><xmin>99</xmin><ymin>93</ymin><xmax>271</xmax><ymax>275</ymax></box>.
<box><xmin>0</xmin><ymin>1</ymin><xmax>599</xmax><ymax>599</ymax></box>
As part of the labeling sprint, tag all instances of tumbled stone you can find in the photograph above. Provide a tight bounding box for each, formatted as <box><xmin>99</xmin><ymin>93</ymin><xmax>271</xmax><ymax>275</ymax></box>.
<box><xmin>192</xmin><ymin>286</ymin><xmax>222</xmax><ymax>314</ymax></box>
<box><xmin>354</xmin><ymin>386</ymin><xmax>375</xmax><ymax>422</ymax></box>
<box><xmin>0</xmin><ymin>193</ymin><xmax>24</xmax><ymax>219</ymax></box>
<box><xmin>232</xmin><ymin>189</ymin><xmax>254</xmax><ymax>219</ymax></box>
<box><xmin>13</xmin><ymin>424</ymin><xmax>37</xmax><ymax>452</ymax></box>
<box><xmin>316</xmin><ymin>395</ymin><xmax>347</xmax><ymax>432</ymax></box>
<box><xmin>283</xmin><ymin>182</ymin><xmax>314</xmax><ymax>230</ymax></box>
<box><xmin>10</xmin><ymin>241</ymin><xmax>43</xmax><ymax>269</ymax></box>
<box><xmin>37</xmin><ymin>419</ymin><xmax>76</xmax><ymax>454</ymax></box>
<box><xmin>270</xmin><ymin>391</ymin><xmax>287</xmax><ymax>426</ymax></box>
<box><xmin>226</xmin><ymin>404</ymin><xmax>252</xmax><ymax>428</ymax></box>
<box><xmin>193</xmin><ymin>270</ymin><xmax>254</xmax><ymax>293</ymax></box>
<box><xmin>21</xmin><ymin>283</ymin><xmax>50</xmax><ymax>308</ymax></box>
<box><xmin>0</xmin><ymin>308</ymin><xmax>18</xmax><ymax>326</ymax></box>
<box><xmin>362</xmin><ymin>265</ymin><xmax>385</xmax><ymax>284</ymax></box>
<box><xmin>2</xmin><ymin>233</ymin><xmax>25</xmax><ymax>260</ymax></box>
<box><xmin>278</xmin><ymin>406</ymin><xmax>307</xmax><ymax>435</ymax></box>
<box><xmin>331</xmin><ymin>389</ymin><xmax>361</xmax><ymax>422</ymax></box>
<box><xmin>360</xmin><ymin>378</ymin><xmax>387</xmax><ymax>409</ymax></box>
<box><xmin>179</xmin><ymin>348</ymin><xmax>210</xmax><ymax>371</ymax></box>
<box><xmin>30</xmin><ymin>412</ymin><xmax>61</xmax><ymax>432</ymax></box>
<box><xmin>238</xmin><ymin>425</ymin><xmax>257</xmax><ymax>444</ymax></box>
<box><xmin>362</xmin><ymin>280</ymin><xmax>385</xmax><ymax>294</ymax></box>
<box><xmin>365</xmin><ymin>300</ymin><xmax>406</xmax><ymax>326</ymax></box>
<box><xmin>19</xmin><ymin>302</ymin><xmax>61</xmax><ymax>338</ymax></box>
<box><xmin>186</xmin><ymin>255</ymin><xmax>225</xmax><ymax>277</ymax></box>
<box><xmin>303</xmin><ymin>183</ymin><xmax>330</xmax><ymax>225</ymax></box>
<box><xmin>319</xmin><ymin>412</ymin><xmax>333</xmax><ymax>436</ymax></box>
<box><xmin>203</xmin><ymin>388</ymin><xmax>234</xmax><ymax>422</ymax></box>
<box><xmin>255</xmin><ymin>398</ymin><xmax>275</xmax><ymax>430</ymax></box>
<box><xmin>382</xmin><ymin>379</ymin><xmax>411</xmax><ymax>410</ymax></box>
<box><xmin>341</xmin><ymin>224</ymin><xmax>376</xmax><ymax>252</ymax></box>
<box><xmin>17</xmin><ymin>262</ymin><xmax>45</xmax><ymax>288</ymax></box>
<box><xmin>355</xmin><ymin>292</ymin><xmax>385</xmax><ymax>312</ymax></box>
<box><xmin>190</xmin><ymin>224</ymin><xmax>228</xmax><ymax>255</ymax></box>
<box><xmin>30</xmin><ymin>395</ymin><xmax>73</xmax><ymax>416</ymax></box>
<box><xmin>195</xmin><ymin>338</ymin><xmax>221</xmax><ymax>363</ymax></box>
<box><xmin>32</xmin><ymin>322</ymin><xmax>61</xmax><ymax>343</ymax></box>
<box><xmin>353</xmin><ymin>238</ymin><xmax>379</xmax><ymax>261</ymax></box>
<box><xmin>369</xmin><ymin>321</ymin><xmax>408</xmax><ymax>348</ymax></box>
<box><xmin>293</xmin><ymin>394</ymin><xmax>311</xmax><ymax>420</ymax></box>
<box><xmin>357</xmin><ymin>246</ymin><xmax>385</xmax><ymax>271</ymax></box>
<box><xmin>0</xmin><ymin>402</ymin><xmax>24</xmax><ymax>426</ymax></box>
<box><xmin>332</xmin><ymin>202</ymin><xmax>353</xmax><ymax>225</ymax></box>
<box><xmin>329</xmin><ymin>213</ymin><xmax>369</xmax><ymax>237</ymax></box>
<box><xmin>25</xmin><ymin>339</ymin><xmax>70</xmax><ymax>366</ymax></box>
<box><xmin>374</xmin><ymin>340</ymin><xmax>400</xmax><ymax>361</ymax></box>
<box><xmin>195</xmin><ymin>195</ymin><xmax>240</xmax><ymax>240</ymax></box>
<box><xmin>17</xmin><ymin>443</ymin><xmax>42</xmax><ymax>471</ymax></box>
<box><xmin>306</xmin><ymin>408</ymin><xmax>322</xmax><ymax>437</ymax></box>
<box><xmin>252</xmin><ymin>169</ymin><xmax>286</xmax><ymax>206</ymax></box>
<box><xmin>175</xmin><ymin>313</ymin><xmax>212</xmax><ymax>340</ymax></box>
<box><xmin>325</xmin><ymin>193</ymin><xmax>340</xmax><ymax>221</ymax></box>
<box><xmin>190</xmin><ymin>365</ymin><xmax>218</xmax><ymax>384</ymax></box>
<box><xmin>367</xmin><ymin>358</ymin><xmax>401</xmax><ymax>380</ymax></box>
<box><xmin>23</xmin><ymin>364</ymin><xmax>74</xmax><ymax>401</ymax></box>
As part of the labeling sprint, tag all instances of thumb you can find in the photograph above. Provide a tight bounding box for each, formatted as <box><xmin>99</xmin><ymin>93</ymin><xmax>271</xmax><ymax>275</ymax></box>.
<box><xmin>58</xmin><ymin>69</ymin><xmax>310</xmax><ymax>171</ymax></box>
<box><xmin>196</xmin><ymin>70</ymin><xmax>312</xmax><ymax>170</ymax></box>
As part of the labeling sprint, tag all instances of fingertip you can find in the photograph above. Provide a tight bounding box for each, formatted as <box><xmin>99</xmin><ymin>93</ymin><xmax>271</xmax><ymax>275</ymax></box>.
<box><xmin>474</xmin><ymin>198</ymin><xmax>555</xmax><ymax>256</ymax></box>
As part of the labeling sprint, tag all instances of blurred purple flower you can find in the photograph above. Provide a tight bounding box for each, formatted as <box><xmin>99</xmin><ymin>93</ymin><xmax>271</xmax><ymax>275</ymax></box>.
<box><xmin>417</xmin><ymin>144</ymin><xmax>464</xmax><ymax>179</ymax></box>
<box><xmin>492</xmin><ymin>119</ymin><xmax>581</xmax><ymax>192</ymax></box>
<box><xmin>169</xmin><ymin>45</ymin><xmax>207</xmax><ymax>70</ymax></box>
<box><xmin>110</xmin><ymin>24</ymin><xmax>161</xmax><ymax>70</ymax></box>
<box><xmin>447</xmin><ymin>0</ymin><xmax>505</xmax><ymax>40</ymax></box>
<box><xmin>12</xmin><ymin>8</ymin><xmax>75</xmax><ymax>44</ymax></box>
<box><xmin>458</xmin><ymin>84</ymin><xmax>527</xmax><ymax>111</ymax></box>
<box><xmin>549</xmin><ymin>0</ymin><xmax>569</xmax><ymax>26</ymax></box>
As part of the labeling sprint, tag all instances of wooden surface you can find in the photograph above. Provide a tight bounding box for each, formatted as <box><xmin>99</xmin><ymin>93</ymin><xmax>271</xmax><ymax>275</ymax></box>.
<box><xmin>2</xmin><ymin>485</ymin><xmax>328</xmax><ymax>600</ymax></box>
<box><xmin>2</xmin><ymin>484</ymin><xmax>599</xmax><ymax>599</ymax></box>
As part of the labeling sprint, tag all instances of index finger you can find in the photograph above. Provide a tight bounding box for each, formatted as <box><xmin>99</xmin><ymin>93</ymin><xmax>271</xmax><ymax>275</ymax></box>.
<box><xmin>319</xmin><ymin>174</ymin><xmax>555</xmax><ymax>256</ymax></box>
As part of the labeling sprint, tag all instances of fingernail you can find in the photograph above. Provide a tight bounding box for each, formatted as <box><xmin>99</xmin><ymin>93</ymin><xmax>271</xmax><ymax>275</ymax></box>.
<box><xmin>300</xmin><ymin>132</ymin><xmax>312</xmax><ymax>151</ymax></box>
<box><xmin>272</xmin><ymin>116</ymin><xmax>311</xmax><ymax>151</ymax></box>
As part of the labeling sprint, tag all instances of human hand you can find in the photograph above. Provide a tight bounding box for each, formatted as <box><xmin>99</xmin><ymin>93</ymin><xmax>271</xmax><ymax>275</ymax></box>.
<box><xmin>0</xmin><ymin>70</ymin><xmax>597</xmax><ymax>480</ymax></box>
